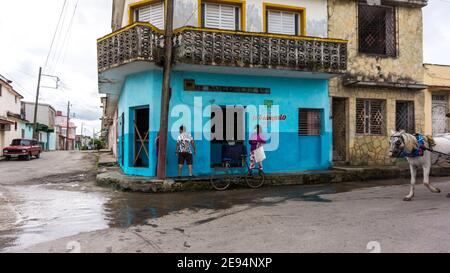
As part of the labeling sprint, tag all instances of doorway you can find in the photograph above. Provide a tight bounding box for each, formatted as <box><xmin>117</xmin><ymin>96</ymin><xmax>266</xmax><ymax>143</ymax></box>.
<box><xmin>332</xmin><ymin>97</ymin><xmax>347</xmax><ymax>163</ymax></box>
<box><xmin>133</xmin><ymin>107</ymin><xmax>150</xmax><ymax>168</ymax></box>
<box><xmin>432</xmin><ymin>94</ymin><xmax>448</xmax><ymax>135</ymax></box>
<box><xmin>210</xmin><ymin>106</ymin><xmax>246</xmax><ymax>167</ymax></box>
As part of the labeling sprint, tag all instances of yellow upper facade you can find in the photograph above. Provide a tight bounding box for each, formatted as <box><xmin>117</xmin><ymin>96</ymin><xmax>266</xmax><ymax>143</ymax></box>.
<box><xmin>424</xmin><ymin>64</ymin><xmax>450</xmax><ymax>89</ymax></box>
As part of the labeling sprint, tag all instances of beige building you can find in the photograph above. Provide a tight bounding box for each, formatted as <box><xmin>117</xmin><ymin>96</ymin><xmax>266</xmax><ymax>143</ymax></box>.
<box><xmin>423</xmin><ymin>64</ymin><xmax>450</xmax><ymax>136</ymax></box>
<box><xmin>328</xmin><ymin>0</ymin><xmax>428</xmax><ymax>166</ymax></box>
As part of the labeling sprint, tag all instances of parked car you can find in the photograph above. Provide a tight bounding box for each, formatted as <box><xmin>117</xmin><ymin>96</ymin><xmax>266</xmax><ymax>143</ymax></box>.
<box><xmin>2</xmin><ymin>139</ymin><xmax>42</xmax><ymax>161</ymax></box>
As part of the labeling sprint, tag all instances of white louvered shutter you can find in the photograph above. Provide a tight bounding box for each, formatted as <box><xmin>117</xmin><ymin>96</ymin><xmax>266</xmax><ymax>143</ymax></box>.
<box><xmin>136</xmin><ymin>2</ymin><xmax>165</xmax><ymax>29</ymax></box>
<box><xmin>204</xmin><ymin>3</ymin><xmax>238</xmax><ymax>30</ymax></box>
<box><xmin>267</xmin><ymin>10</ymin><xmax>298</xmax><ymax>35</ymax></box>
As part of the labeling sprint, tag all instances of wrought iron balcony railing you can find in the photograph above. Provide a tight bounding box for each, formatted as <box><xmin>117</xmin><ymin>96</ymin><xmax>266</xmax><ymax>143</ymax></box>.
<box><xmin>173</xmin><ymin>27</ymin><xmax>347</xmax><ymax>73</ymax></box>
<box><xmin>97</xmin><ymin>23</ymin><xmax>164</xmax><ymax>72</ymax></box>
<box><xmin>97</xmin><ymin>23</ymin><xmax>348</xmax><ymax>74</ymax></box>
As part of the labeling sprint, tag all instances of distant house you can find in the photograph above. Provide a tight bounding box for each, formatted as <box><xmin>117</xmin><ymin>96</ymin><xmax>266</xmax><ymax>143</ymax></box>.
<box><xmin>0</xmin><ymin>74</ymin><xmax>27</xmax><ymax>156</ymax></box>
<box><xmin>55</xmin><ymin>111</ymin><xmax>77</xmax><ymax>150</ymax></box>
<box><xmin>21</xmin><ymin>101</ymin><xmax>57</xmax><ymax>151</ymax></box>
<box><xmin>423</xmin><ymin>64</ymin><xmax>450</xmax><ymax>136</ymax></box>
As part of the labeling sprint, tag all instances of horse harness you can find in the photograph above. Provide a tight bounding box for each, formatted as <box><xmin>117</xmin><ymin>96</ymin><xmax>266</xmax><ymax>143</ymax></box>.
<box><xmin>393</xmin><ymin>133</ymin><xmax>450</xmax><ymax>165</ymax></box>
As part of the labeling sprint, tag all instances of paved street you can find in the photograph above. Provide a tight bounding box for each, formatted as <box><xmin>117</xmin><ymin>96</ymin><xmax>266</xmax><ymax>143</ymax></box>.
<box><xmin>1</xmin><ymin>151</ymin><xmax>450</xmax><ymax>253</ymax></box>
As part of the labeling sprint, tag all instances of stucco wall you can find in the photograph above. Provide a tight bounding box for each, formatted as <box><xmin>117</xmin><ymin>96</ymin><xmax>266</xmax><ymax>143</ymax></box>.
<box><xmin>119</xmin><ymin>0</ymin><xmax>328</xmax><ymax>37</ymax></box>
<box><xmin>0</xmin><ymin>83</ymin><xmax>21</xmax><ymax>118</ymax></box>
<box><xmin>0</xmin><ymin>81</ymin><xmax>22</xmax><ymax>155</ymax></box>
<box><xmin>118</xmin><ymin>69</ymin><xmax>332</xmax><ymax>177</ymax></box>
<box><xmin>330</xmin><ymin>78</ymin><xmax>424</xmax><ymax>166</ymax></box>
<box><xmin>22</xmin><ymin>102</ymin><xmax>56</xmax><ymax>129</ymax></box>
<box><xmin>108</xmin><ymin>109</ymin><xmax>119</xmax><ymax>159</ymax></box>
<box><xmin>328</xmin><ymin>0</ymin><xmax>426</xmax><ymax>166</ymax></box>
<box><xmin>328</xmin><ymin>0</ymin><xmax>424</xmax><ymax>85</ymax></box>
<box><xmin>423</xmin><ymin>64</ymin><xmax>450</xmax><ymax>136</ymax></box>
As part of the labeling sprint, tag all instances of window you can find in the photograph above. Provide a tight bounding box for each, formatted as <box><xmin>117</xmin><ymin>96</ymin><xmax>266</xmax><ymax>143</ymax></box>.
<box><xmin>396</xmin><ymin>101</ymin><xmax>415</xmax><ymax>133</ymax></box>
<box><xmin>201</xmin><ymin>2</ymin><xmax>242</xmax><ymax>31</ymax></box>
<box><xmin>131</xmin><ymin>1</ymin><xmax>165</xmax><ymax>29</ymax></box>
<box><xmin>356</xmin><ymin>99</ymin><xmax>386</xmax><ymax>135</ymax></box>
<box><xmin>299</xmin><ymin>109</ymin><xmax>321</xmax><ymax>136</ymax></box>
<box><xmin>358</xmin><ymin>3</ymin><xmax>396</xmax><ymax>56</ymax></box>
<box><xmin>14</xmin><ymin>122</ymin><xmax>17</xmax><ymax>131</ymax></box>
<box><xmin>0</xmin><ymin>85</ymin><xmax>2</xmax><ymax>96</ymax></box>
<box><xmin>264</xmin><ymin>4</ymin><xmax>305</xmax><ymax>36</ymax></box>
<box><xmin>22</xmin><ymin>129</ymin><xmax>25</xmax><ymax>139</ymax></box>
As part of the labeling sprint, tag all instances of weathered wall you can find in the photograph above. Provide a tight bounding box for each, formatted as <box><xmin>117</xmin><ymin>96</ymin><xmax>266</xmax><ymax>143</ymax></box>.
<box><xmin>328</xmin><ymin>0</ymin><xmax>426</xmax><ymax>166</ymax></box>
<box><xmin>330</xmin><ymin>78</ymin><xmax>425</xmax><ymax>166</ymax></box>
<box><xmin>328</xmin><ymin>0</ymin><xmax>424</xmax><ymax>85</ymax></box>
<box><xmin>0</xmin><ymin>80</ymin><xmax>23</xmax><ymax>155</ymax></box>
<box><xmin>112</xmin><ymin>0</ymin><xmax>126</xmax><ymax>31</ymax></box>
<box><xmin>22</xmin><ymin>102</ymin><xmax>56</xmax><ymax>129</ymax></box>
<box><xmin>118</xmin><ymin>0</ymin><xmax>328</xmax><ymax>37</ymax></box>
<box><xmin>423</xmin><ymin>64</ymin><xmax>450</xmax><ymax>135</ymax></box>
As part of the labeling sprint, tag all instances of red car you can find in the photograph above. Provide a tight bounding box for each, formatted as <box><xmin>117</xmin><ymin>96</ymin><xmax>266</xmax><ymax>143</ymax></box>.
<box><xmin>2</xmin><ymin>139</ymin><xmax>42</xmax><ymax>161</ymax></box>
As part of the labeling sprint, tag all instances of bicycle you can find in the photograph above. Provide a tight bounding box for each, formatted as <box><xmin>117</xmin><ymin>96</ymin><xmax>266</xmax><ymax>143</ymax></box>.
<box><xmin>210</xmin><ymin>153</ymin><xmax>265</xmax><ymax>191</ymax></box>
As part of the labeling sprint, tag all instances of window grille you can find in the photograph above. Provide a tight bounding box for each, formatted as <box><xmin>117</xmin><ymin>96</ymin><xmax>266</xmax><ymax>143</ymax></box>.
<box><xmin>299</xmin><ymin>109</ymin><xmax>321</xmax><ymax>136</ymax></box>
<box><xmin>356</xmin><ymin>99</ymin><xmax>386</xmax><ymax>135</ymax></box>
<box><xmin>358</xmin><ymin>4</ymin><xmax>396</xmax><ymax>56</ymax></box>
<box><xmin>396</xmin><ymin>101</ymin><xmax>415</xmax><ymax>133</ymax></box>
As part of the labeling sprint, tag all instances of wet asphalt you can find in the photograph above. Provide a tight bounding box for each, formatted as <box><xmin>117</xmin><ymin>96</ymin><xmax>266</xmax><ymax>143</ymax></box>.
<box><xmin>0</xmin><ymin>151</ymin><xmax>448</xmax><ymax>252</ymax></box>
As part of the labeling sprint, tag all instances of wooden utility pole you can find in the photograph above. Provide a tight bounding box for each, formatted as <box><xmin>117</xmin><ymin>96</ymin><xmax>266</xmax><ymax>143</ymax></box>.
<box><xmin>65</xmin><ymin>101</ymin><xmax>71</xmax><ymax>150</ymax></box>
<box><xmin>157</xmin><ymin>0</ymin><xmax>174</xmax><ymax>180</ymax></box>
<box><xmin>32</xmin><ymin>67</ymin><xmax>42</xmax><ymax>140</ymax></box>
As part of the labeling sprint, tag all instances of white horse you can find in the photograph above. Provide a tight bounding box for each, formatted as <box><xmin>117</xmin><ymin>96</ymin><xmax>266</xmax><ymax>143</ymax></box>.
<box><xmin>389</xmin><ymin>130</ymin><xmax>450</xmax><ymax>201</ymax></box>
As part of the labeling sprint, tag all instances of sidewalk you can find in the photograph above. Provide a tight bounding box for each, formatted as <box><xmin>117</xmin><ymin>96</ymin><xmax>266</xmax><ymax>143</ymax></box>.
<box><xmin>96</xmin><ymin>162</ymin><xmax>450</xmax><ymax>193</ymax></box>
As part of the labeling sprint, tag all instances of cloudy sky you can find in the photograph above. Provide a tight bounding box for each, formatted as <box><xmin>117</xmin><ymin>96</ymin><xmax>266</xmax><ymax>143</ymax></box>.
<box><xmin>0</xmin><ymin>0</ymin><xmax>449</xmax><ymax>137</ymax></box>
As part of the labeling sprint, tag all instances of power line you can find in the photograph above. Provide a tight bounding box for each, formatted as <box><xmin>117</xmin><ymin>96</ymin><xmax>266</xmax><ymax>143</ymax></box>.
<box><xmin>44</xmin><ymin>0</ymin><xmax>68</xmax><ymax>73</ymax></box>
<box><xmin>0</xmin><ymin>71</ymin><xmax>36</xmax><ymax>98</ymax></box>
<box><xmin>54</xmin><ymin>0</ymin><xmax>80</xmax><ymax>75</ymax></box>
<box><xmin>49</xmin><ymin>1</ymin><xmax>71</xmax><ymax>74</ymax></box>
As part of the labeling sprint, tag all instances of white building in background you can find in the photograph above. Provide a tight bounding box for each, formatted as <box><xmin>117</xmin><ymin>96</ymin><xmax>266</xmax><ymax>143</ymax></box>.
<box><xmin>0</xmin><ymin>74</ymin><xmax>27</xmax><ymax>156</ymax></box>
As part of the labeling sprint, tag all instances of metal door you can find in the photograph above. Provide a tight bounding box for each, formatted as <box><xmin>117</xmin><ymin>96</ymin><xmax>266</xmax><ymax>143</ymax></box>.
<box><xmin>432</xmin><ymin>94</ymin><xmax>448</xmax><ymax>135</ymax></box>
<box><xmin>332</xmin><ymin>98</ymin><xmax>347</xmax><ymax>162</ymax></box>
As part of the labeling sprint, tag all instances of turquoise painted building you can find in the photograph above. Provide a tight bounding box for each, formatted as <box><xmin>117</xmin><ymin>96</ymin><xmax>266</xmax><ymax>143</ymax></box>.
<box><xmin>97</xmin><ymin>1</ymin><xmax>348</xmax><ymax>178</ymax></box>
<box><xmin>116</xmin><ymin>70</ymin><xmax>332</xmax><ymax>177</ymax></box>
<box><xmin>20</xmin><ymin>122</ymin><xmax>56</xmax><ymax>151</ymax></box>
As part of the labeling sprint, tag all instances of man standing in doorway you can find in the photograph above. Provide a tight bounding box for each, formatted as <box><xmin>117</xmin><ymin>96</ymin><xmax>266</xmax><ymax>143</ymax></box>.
<box><xmin>176</xmin><ymin>126</ymin><xmax>196</xmax><ymax>177</ymax></box>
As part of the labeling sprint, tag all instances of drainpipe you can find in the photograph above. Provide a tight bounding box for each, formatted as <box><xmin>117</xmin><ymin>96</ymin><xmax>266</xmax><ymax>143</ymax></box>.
<box><xmin>157</xmin><ymin>0</ymin><xmax>174</xmax><ymax>180</ymax></box>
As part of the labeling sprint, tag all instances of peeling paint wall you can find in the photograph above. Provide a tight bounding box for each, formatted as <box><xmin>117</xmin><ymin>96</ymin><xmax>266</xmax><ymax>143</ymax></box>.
<box><xmin>328</xmin><ymin>0</ymin><xmax>424</xmax><ymax>85</ymax></box>
<box><xmin>117</xmin><ymin>0</ymin><xmax>328</xmax><ymax>37</ymax></box>
<box><xmin>328</xmin><ymin>0</ymin><xmax>426</xmax><ymax>166</ymax></box>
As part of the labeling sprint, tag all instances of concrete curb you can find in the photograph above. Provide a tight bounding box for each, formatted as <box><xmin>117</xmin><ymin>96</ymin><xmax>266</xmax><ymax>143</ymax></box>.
<box><xmin>96</xmin><ymin>168</ymin><xmax>213</xmax><ymax>193</ymax></box>
<box><xmin>96</xmin><ymin>165</ymin><xmax>450</xmax><ymax>194</ymax></box>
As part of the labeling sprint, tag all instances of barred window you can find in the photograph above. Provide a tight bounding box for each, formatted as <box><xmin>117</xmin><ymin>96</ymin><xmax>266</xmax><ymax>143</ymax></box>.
<box><xmin>396</xmin><ymin>101</ymin><xmax>415</xmax><ymax>133</ymax></box>
<box><xmin>358</xmin><ymin>4</ymin><xmax>396</xmax><ymax>56</ymax></box>
<box><xmin>356</xmin><ymin>99</ymin><xmax>386</xmax><ymax>135</ymax></box>
<box><xmin>299</xmin><ymin>109</ymin><xmax>321</xmax><ymax>136</ymax></box>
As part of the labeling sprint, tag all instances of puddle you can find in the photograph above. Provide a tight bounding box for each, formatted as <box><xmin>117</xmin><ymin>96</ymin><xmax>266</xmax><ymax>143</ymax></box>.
<box><xmin>1</xmin><ymin>176</ymin><xmax>414</xmax><ymax>252</ymax></box>
<box><xmin>2</xmin><ymin>185</ymin><xmax>109</xmax><ymax>252</ymax></box>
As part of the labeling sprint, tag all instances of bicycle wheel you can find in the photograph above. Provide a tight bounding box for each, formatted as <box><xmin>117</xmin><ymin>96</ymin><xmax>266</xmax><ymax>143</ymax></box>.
<box><xmin>245</xmin><ymin>169</ymin><xmax>265</xmax><ymax>189</ymax></box>
<box><xmin>210</xmin><ymin>165</ymin><xmax>233</xmax><ymax>191</ymax></box>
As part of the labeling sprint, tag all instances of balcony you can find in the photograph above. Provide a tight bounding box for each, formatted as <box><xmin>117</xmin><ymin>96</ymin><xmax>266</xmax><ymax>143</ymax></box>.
<box><xmin>97</xmin><ymin>23</ymin><xmax>348</xmax><ymax>94</ymax></box>
<box><xmin>173</xmin><ymin>27</ymin><xmax>347</xmax><ymax>75</ymax></box>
